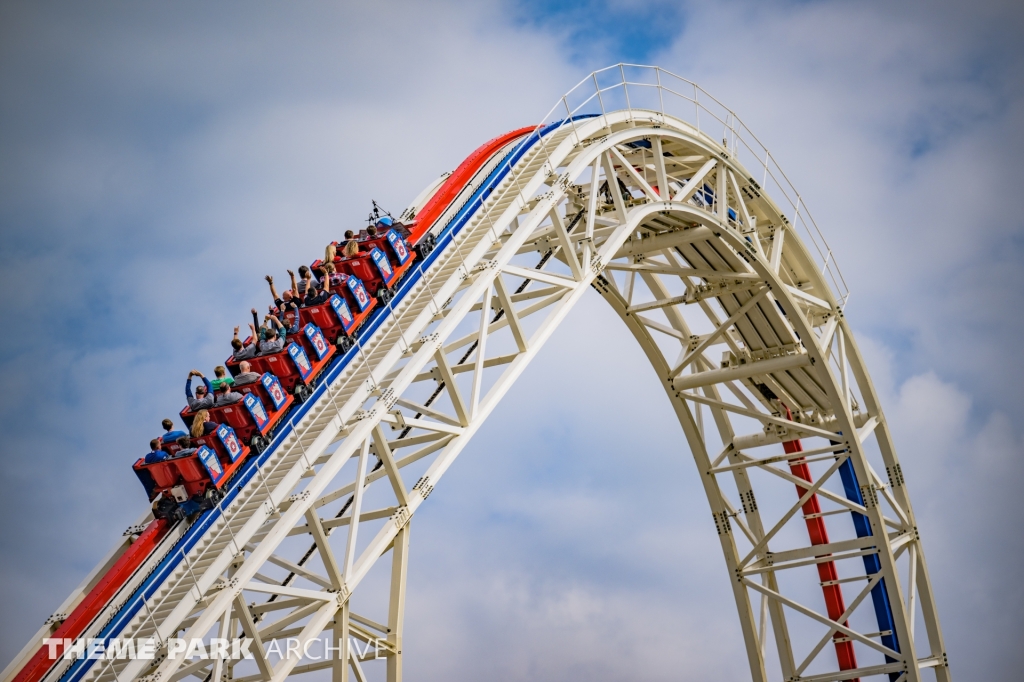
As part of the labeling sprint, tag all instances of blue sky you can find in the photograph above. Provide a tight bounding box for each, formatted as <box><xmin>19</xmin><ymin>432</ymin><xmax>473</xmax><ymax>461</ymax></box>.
<box><xmin>512</xmin><ymin>0</ymin><xmax>687</xmax><ymax>63</ymax></box>
<box><xmin>1</xmin><ymin>1</ymin><xmax>1022</xmax><ymax>679</ymax></box>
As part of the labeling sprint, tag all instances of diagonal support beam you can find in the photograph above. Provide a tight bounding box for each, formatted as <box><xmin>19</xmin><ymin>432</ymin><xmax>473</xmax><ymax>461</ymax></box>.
<box><xmin>669</xmin><ymin>288</ymin><xmax>768</xmax><ymax>378</ymax></box>
<box><xmin>501</xmin><ymin>263</ymin><xmax>577</xmax><ymax>289</ymax></box>
<box><xmin>682</xmin><ymin>391</ymin><xmax>845</xmax><ymax>442</ymax></box>
<box><xmin>626</xmin><ymin>292</ymin><xmax>692</xmax><ymax>314</ymax></box>
<box><xmin>372</xmin><ymin>425</ymin><xmax>409</xmax><ymax>507</ymax></box>
<box><xmin>797</xmin><ymin>574</ymin><xmax>884</xmax><ymax>675</ymax></box>
<box><xmin>493</xmin><ymin>275</ymin><xmax>528</xmax><ymax>353</ymax></box>
<box><xmin>344</xmin><ymin>440</ymin><xmax>371</xmax><ymax>578</ymax></box>
<box><xmin>672</xmin><ymin>158</ymin><xmax>717</xmax><ymax>202</ymax></box>
<box><xmin>393</xmin><ymin>397</ymin><xmax>461</xmax><ymax>428</ymax></box>
<box><xmin>548</xmin><ymin>207</ymin><xmax>583</xmax><ymax>280</ymax></box>
<box><xmin>634</xmin><ymin>314</ymin><xmax>690</xmax><ymax>341</ymax></box>
<box><xmin>305</xmin><ymin>510</ymin><xmax>345</xmax><ymax>590</ymax></box>
<box><xmin>248</xmin><ymin>546</ymin><xmax>333</xmax><ymax>590</ymax></box>
<box><xmin>651</xmin><ymin>136</ymin><xmax>670</xmax><ymax>198</ymax></box>
<box><xmin>258</xmin><ymin>600</ymin><xmax>326</xmax><ymax>639</ymax></box>
<box><xmin>471</xmin><ymin>285</ymin><xmax>492</xmax><ymax>414</ymax></box>
<box><xmin>244</xmin><ymin>582</ymin><xmax>336</xmax><ymax>602</ymax></box>
<box><xmin>739</xmin><ymin>454</ymin><xmax>850</xmax><ymax>568</ymax></box>
<box><xmin>601</xmin><ymin>151</ymin><xmax>629</xmax><ymax>225</ymax></box>
<box><xmin>235</xmin><ymin>595</ymin><xmax>274</xmax><ymax>681</ymax></box>
<box><xmin>432</xmin><ymin>349</ymin><xmax>470</xmax><ymax>427</ymax></box>
<box><xmin>728</xmin><ymin>170</ymin><xmax>755</xmax><ymax>234</ymax></box>
<box><xmin>743</xmin><ymin>578</ymin><xmax>903</xmax><ymax>661</ymax></box>
<box><xmin>610</xmin><ymin>146</ymin><xmax>659</xmax><ymax>201</ymax></box>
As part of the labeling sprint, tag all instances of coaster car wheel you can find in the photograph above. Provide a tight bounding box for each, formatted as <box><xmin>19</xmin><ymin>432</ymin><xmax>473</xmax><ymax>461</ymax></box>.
<box><xmin>250</xmin><ymin>434</ymin><xmax>269</xmax><ymax>454</ymax></box>
<box><xmin>197</xmin><ymin>487</ymin><xmax>222</xmax><ymax>513</ymax></box>
<box><xmin>377</xmin><ymin>287</ymin><xmax>393</xmax><ymax>305</ymax></box>
<box><xmin>336</xmin><ymin>334</ymin><xmax>354</xmax><ymax>352</ymax></box>
<box><xmin>294</xmin><ymin>383</ymin><xmax>313</xmax><ymax>403</ymax></box>
<box><xmin>153</xmin><ymin>495</ymin><xmax>184</xmax><ymax>522</ymax></box>
<box><xmin>415</xmin><ymin>233</ymin><xmax>436</xmax><ymax>259</ymax></box>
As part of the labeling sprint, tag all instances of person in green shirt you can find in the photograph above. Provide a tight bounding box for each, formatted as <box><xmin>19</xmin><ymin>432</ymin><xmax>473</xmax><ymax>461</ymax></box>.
<box><xmin>210</xmin><ymin>365</ymin><xmax>234</xmax><ymax>390</ymax></box>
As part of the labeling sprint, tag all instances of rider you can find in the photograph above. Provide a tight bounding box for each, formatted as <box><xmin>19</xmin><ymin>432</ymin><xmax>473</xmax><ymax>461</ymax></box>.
<box><xmin>161</xmin><ymin>418</ymin><xmax>187</xmax><ymax>446</ymax></box>
<box><xmin>186</xmin><ymin>371</ymin><xmax>214</xmax><ymax>411</ymax></box>
<box><xmin>233</xmin><ymin>360</ymin><xmax>261</xmax><ymax>386</ymax></box>
<box><xmin>144</xmin><ymin>439</ymin><xmax>168</xmax><ymax>464</ymax></box>
<box><xmin>213</xmin><ymin>382</ymin><xmax>244</xmax><ymax>406</ymax></box>
<box><xmin>210</xmin><ymin>365</ymin><xmax>234</xmax><ymax>390</ymax></box>
<box><xmin>231</xmin><ymin>324</ymin><xmax>259</xmax><ymax>361</ymax></box>
<box><xmin>258</xmin><ymin>315</ymin><xmax>288</xmax><ymax>355</ymax></box>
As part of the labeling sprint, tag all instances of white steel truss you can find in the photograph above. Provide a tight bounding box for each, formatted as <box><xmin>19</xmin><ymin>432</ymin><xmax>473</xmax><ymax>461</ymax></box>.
<box><xmin>19</xmin><ymin>66</ymin><xmax>949</xmax><ymax>682</ymax></box>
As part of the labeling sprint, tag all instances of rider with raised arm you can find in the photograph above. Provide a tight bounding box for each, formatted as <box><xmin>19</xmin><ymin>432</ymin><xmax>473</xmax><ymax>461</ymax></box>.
<box><xmin>231</xmin><ymin>324</ymin><xmax>259</xmax><ymax>361</ymax></box>
<box><xmin>185</xmin><ymin>370</ymin><xmax>214</xmax><ymax>411</ymax></box>
<box><xmin>258</xmin><ymin>315</ymin><xmax>287</xmax><ymax>355</ymax></box>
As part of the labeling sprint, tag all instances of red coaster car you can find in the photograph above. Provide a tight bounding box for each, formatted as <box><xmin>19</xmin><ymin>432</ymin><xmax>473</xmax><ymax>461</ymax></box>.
<box><xmin>180</xmin><ymin>372</ymin><xmax>294</xmax><ymax>452</ymax></box>
<box><xmin>316</xmin><ymin>228</ymin><xmax>420</xmax><ymax>305</ymax></box>
<box><xmin>299</xmin><ymin>291</ymin><xmax>374</xmax><ymax>351</ymax></box>
<box><xmin>133</xmin><ymin>423</ymin><xmax>249</xmax><ymax>520</ymax></box>
<box><xmin>227</xmin><ymin>333</ymin><xmax>334</xmax><ymax>402</ymax></box>
<box><xmin>161</xmin><ymin>440</ymin><xmax>183</xmax><ymax>458</ymax></box>
<box><xmin>335</xmin><ymin>253</ymin><xmax>384</xmax><ymax>298</ymax></box>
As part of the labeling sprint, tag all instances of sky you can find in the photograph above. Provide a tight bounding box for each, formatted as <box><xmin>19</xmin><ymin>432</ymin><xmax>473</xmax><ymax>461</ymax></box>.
<box><xmin>1</xmin><ymin>0</ymin><xmax>1022</xmax><ymax>679</ymax></box>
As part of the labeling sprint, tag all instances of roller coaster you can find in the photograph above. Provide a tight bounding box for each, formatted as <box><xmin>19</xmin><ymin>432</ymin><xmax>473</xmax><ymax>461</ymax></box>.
<box><xmin>2</xmin><ymin>65</ymin><xmax>950</xmax><ymax>682</ymax></box>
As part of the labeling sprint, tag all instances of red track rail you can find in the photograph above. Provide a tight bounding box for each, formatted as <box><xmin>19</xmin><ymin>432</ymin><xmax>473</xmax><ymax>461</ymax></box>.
<box><xmin>407</xmin><ymin>126</ymin><xmax>536</xmax><ymax>244</ymax></box>
<box><xmin>13</xmin><ymin>519</ymin><xmax>172</xmax><ymax>682</ymax></box>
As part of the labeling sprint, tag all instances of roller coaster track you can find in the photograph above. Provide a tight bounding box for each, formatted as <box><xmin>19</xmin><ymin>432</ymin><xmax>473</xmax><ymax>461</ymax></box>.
<box><xmin>3</xmin><ymin>65</ymin><xmax>949</xmax><ymax>682</ymax></box>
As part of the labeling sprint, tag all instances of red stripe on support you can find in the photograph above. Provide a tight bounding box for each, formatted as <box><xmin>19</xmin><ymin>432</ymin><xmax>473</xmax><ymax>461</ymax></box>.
<box><xmin>782</xmin><ymin>411</ymin><xmax>859</xmax><ymax>677</ymax></box>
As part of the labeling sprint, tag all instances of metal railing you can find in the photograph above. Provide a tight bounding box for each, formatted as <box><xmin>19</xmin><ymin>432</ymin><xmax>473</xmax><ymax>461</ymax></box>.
<box><xmin>527</xmin><ymin>63</ymin><xmax>851</xmax><ymax>308</ymax></box>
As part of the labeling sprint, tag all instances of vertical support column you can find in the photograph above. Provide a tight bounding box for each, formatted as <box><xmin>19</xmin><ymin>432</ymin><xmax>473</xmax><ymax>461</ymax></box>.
<box><xmin>226</xmin><ymin>582</ymin><xmax>240</xmax><ymax>681</ymax></box>
<box><xmin>210</xmin><ymin>596</ymin><xmax>232</xmax><ymax>682</ymax></box>
<box><xmin>387</xmin><ymin>525</ymin><xmax>410</xmax><ymax>682</ymax></box>
<box><xmin>716</xmin><ymin>160</ymin><xmax>728</xmax><ymax>224</ymax></box>
<box><xmin>333</xmin><ymin>604</ymin><xmax>349</xmax><ymax>682</ymax></box>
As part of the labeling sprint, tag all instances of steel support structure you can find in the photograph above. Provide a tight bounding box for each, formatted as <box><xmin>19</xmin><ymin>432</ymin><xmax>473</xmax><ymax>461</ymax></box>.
<box><xmin>13</xmin><ymin>66</ymin><xmax>948</xmax><ymax>682</ymax></box>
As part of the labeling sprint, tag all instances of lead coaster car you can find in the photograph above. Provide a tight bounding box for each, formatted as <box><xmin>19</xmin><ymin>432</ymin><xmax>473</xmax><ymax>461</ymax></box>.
<box><xmin>133</xmin><ymin>423</ymin><xmax>249</xmax><ymax>520</ymax></box>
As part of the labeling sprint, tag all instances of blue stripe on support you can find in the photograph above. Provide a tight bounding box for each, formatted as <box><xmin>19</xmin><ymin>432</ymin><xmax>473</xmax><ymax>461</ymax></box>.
<box><xmin>836</xmin><ymin>449</ymin><xmax>902</xmax><ymax>679</ymax></box>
